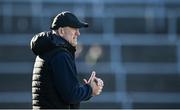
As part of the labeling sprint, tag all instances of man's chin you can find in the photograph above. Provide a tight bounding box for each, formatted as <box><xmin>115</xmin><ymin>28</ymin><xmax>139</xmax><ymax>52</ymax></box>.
<box><xmin>72</xmin><ymin>43</ymin><xmax>77</xmax><ymax>47</ymax></box>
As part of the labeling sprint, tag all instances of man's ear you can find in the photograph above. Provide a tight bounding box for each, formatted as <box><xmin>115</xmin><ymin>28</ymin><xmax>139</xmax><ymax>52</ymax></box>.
<box><xmin>58</xmin><ymin>27</ymin><xmax>64</xmax><ymax>36</ymax></box>
<box><xmin>61</xmin><ymin>27</ymin><xmax>65</xmax><ymax>34</ymax></box>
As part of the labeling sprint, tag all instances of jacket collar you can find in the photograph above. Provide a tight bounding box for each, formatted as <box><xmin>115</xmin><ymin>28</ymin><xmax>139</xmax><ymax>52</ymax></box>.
<box><xmin>51</xmin><ymin>33</ymin><xmax>76</xmax><ymax>56</ymax></box>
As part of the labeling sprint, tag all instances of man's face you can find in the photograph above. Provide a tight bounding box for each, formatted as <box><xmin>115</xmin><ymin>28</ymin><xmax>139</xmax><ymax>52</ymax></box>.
<box><xmin>59</xmin><ymin>27</ymin><xmax>80</xmax><ymax>47</ymax></box>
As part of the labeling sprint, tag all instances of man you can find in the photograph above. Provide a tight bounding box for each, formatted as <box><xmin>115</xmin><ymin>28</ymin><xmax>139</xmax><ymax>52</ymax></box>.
<box><xmin>30</xmin><ymin>11</ymin><xmax>104</xmax><ymax>109</ymax></box>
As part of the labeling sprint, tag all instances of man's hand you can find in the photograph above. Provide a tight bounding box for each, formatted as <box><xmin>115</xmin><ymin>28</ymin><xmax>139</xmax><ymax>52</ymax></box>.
<box><xmin>83</xmin><ymin>71</ymin><xmax>104</xmax><ymax>96</ymax></box>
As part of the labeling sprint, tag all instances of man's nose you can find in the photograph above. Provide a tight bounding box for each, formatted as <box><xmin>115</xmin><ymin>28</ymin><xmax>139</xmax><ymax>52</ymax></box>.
<box><xmin>76</xmin><ymin>29</ymin><xmax>80</xmax><ymax>36</ymax></box>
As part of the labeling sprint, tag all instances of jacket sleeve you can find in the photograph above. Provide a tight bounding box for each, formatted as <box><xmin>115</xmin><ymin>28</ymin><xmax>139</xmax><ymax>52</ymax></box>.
<box><xmin>50</xmin><ymin>51</ymin><xmax>92</xmax><ymax>104</ymax></box>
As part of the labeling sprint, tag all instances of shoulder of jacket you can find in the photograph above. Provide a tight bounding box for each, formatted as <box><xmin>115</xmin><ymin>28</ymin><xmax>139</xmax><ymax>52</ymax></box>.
<box><xmin>52</xmin><ymin>50</ymin><xmax>72</xmax><ymax>60</ymax></box>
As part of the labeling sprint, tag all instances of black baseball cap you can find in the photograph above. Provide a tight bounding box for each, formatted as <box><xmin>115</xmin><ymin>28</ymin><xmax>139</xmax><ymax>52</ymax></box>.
<box><xmin>50</xmin><ymin>11</ymin><xmax>88</xmax><ymax>30</ymax></box>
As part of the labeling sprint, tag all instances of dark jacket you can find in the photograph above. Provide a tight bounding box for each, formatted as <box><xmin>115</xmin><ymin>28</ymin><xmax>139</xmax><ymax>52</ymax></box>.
<box><xmin>30</xmin><ymin>31</ymin><xmax>92</xmax><ymax>109</ymax></box>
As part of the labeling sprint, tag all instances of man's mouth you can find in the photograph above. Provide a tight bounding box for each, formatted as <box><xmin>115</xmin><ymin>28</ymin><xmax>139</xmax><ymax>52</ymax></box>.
<box><xmin>74</xmin><ymin>38</ymin><xmax>77</xmax><ymax>42</ymax></box>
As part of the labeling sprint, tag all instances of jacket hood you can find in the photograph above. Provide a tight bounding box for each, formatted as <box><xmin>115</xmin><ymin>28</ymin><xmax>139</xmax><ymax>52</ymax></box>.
<box><xmin>30</xmin><ymin>31</ymin><xmax>55</xmax><ymax>55</ymax></box>
<box><xmin>30</xmin><ymin>31</ymin><xmax>76</xmax><ymax>56</ymax></box>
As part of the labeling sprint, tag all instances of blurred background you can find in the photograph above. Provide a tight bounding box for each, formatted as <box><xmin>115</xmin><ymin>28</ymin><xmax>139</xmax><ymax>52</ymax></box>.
<box><xmin>0</xmin><ymin>0</ymin><xmax>180</xmax><ymax>109</ymax></box>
